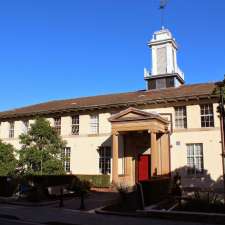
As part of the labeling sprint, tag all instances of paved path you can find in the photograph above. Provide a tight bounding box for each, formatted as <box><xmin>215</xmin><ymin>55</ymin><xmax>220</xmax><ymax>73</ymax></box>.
<box><xmin>62</xmin><ymin>191</ymin><xmax>118</xmax><ymax>211</ymax></box>
<box><xmin>0</xmin><ymin>203</ymin><xmax>218</xmax><ymax>225</ymax></box>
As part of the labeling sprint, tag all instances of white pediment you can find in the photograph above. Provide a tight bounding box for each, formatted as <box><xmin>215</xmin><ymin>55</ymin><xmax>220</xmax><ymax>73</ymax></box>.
<box><xmin>108</xmin><ymin>107</ymin><xmax>168</xmax><ymax>124</ymax></box>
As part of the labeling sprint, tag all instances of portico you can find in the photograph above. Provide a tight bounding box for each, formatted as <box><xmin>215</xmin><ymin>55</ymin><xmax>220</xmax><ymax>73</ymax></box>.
<box><xmin>109</xmin><ymin>107</ymin><xmax>170</xmax><ymax>186</ymax></box>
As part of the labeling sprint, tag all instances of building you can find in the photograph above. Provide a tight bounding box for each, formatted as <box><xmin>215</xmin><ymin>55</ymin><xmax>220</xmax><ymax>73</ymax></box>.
<box><xmin>0</xmin><ymin>28</ymin><xmax>223</xmax><ymax>189</ymax></box>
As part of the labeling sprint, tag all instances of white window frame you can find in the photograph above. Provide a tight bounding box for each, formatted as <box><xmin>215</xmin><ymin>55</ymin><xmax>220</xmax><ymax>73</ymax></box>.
<box><xmin>9</xmin><ymin>121</ymin><xmax>14</xmax><ymax>138</ymax></box>
<box><xmin>23</xmin><ymin>120</ymin><xmax>29</xmax><ymax>134</ymax></box>
<box><xmin>71</xmin><ymin>115</ymin><xmax>79</xmax><ymax>135</ymax></box>
<box><xmin>200</xmin><ymin>104</ymin><xmax>214</xmax><ymax>127</ymax></box>
<box><xmin>62</xmin><ymin>147</ymin><xmax>71</xmax><ymax>173</ymax></box>
<box><xmin>90</xmin><ymin>115</ymin><xmax>99</xmax><ymax>134</ymax></box>
<box><xmin>54</xmin><ymin>117</ymin><xmax>61</xmax><ymax>135</ymax></box>
<box><xmin>175</xmin><ymin>106</ymin><xmax>187</xmax><ymax>128</ymax></box>
<box><xmin>99</xmin><ymin>146</ymin><xmax>111</xmax><ymax>174</ymax></box>
<box><xmin>187</xmin><ymin>143</ymin><xmax>204</xmax><ymax>175</ymax></box>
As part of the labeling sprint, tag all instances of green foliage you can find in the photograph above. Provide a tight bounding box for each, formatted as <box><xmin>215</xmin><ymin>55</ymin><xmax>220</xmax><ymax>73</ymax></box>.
<box><xmin>213</xmin><ymin>78</ymin><xmax>225</xmax><ymax>98</ymax></box>
<box><xmin>18</xmin><ymin>117</ymin><xmax>66</xmax><ymax>175</ymax></box>
<box><xmin>0</xmin><ymin>140</ymin><xmax>17</xmax><ymax>176</ymax></box>
<box><xmin>140</xmin><ymin>177</ymin><xmax>171</xmax><ymax>205</ymax></box>
<box><xmin>70</xmin><ymin>177</ymin><xmax>91</xmax><ymax>195</ymax></box>
<box><xmin>70</xmin><ymin>177</ymin><xmax>92</xmax><ymax>209</ymax></box>
<box><xmin>0</xmin><ymin>176</ymin><xmax>19</xmax><ymax>197</ymax></box>
<box><xmin>76</xmin><ymin>174</ymin><xmax>110</xmax><ymax>188</ymax></box>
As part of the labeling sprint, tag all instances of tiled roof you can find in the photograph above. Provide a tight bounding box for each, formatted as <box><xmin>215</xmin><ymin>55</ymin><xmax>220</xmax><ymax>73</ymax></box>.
<box><xmin>0</xmin><ymin>82</ymin><xmax>218</xmax><ymax>119</ymax></box>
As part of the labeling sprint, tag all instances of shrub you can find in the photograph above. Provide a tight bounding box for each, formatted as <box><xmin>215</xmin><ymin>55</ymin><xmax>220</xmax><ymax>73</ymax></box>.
<box><xmin>70</xmin><ymin>177</ymin><xmax>92</xmax><ymax>209</ymax></box>
<box><xmin>22</xmin><ymin>175</ymin><xmax>76</xmax><ymax>187</ymax></box>
<box><xmin>76</xmin><ymin>175</ymin><xmax>110</xmax><ymax>188</ymax></box>
<box><xmin>0</xmin><ymin>176</ymin><xmax>19</xmax><ymax>197</ymax></box>
<box><xmin>140</xmin><ymin>177</ymin><xmax>171</xmax><ymax>206</ymax></box>
<box><xmin>0</xmin><ymin>175</ymin><xmax>77</xmax><ymax>198</ymax></box>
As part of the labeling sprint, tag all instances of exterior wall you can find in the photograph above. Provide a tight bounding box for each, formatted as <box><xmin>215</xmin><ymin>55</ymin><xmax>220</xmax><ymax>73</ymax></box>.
<box><xmin>171</xmin><ymin>129</ymin><xmax>222</xmax><ymax>186</ymax></box>
<box><xmin>0</xmin><ymin>103</ymin><xmax>223</xmax><ymax>189</ymax></box>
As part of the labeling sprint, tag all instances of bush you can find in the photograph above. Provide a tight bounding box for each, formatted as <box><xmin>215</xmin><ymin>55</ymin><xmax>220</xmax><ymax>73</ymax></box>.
<box><xmin>69</xmin><ymin>177</ymin><xmax>92</xmax><ymax>210</ymax></box>
<box><xmin>140</xmin><ymin>177</ymin><xmax>171</xmax><ymax>206</ymax></box>
<box><xmin>0</xmin><ymin>176</ymin><xmax>19</xmax><ymax>197</ymax></box>
<box><xmin>76</xmin><ymin>175</ymin><xmax>110</xmax><ymax>188</ymax></box>
<box><xmin>0</xmin><ymin>175</ymin><xmax>77</xmax><ymax>198</ymax></box>
<box><xmin>21</xmin><ymin>175</ymin><xmax>76</xmax><ymax>187</ymax></box>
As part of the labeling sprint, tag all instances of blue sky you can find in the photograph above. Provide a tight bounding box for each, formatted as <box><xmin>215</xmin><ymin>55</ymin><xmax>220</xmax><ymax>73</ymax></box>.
<box><xmin>0</xmin><ymin>0</ymin><xmax>225</xmax><ymax>111</ymax></box>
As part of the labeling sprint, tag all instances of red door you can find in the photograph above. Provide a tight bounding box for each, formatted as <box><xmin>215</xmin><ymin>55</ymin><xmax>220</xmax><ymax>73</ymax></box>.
<box><xmin>138</xmin><ymin>155</ymin><xmax>150</xmax><ymax>181</ymax></box>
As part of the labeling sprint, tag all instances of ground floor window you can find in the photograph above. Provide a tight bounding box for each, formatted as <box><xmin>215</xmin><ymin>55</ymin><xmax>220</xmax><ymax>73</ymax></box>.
<box><xmin>62</xmin><ymin>147</ymin><xmax>71</xmax><ymax>172</ymax></box>
<box><xmin>98</xmin><ymin>146</ymin><xmax>111</xmax><ymax>174</ymax></box>
<box><xmin>187</xmin><ymin>143</ymin><xmax>204</xmax><ymax>174</ymax></box>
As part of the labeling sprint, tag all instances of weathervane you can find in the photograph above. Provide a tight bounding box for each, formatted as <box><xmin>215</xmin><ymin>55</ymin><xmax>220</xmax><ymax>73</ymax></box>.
<box><xmin>159</xmin><ymin>0</ymin><xmax>169</xmax><ymax>29</ymax></box>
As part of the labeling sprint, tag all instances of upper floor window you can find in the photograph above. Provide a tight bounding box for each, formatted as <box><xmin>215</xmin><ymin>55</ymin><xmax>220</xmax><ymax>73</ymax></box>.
<box><xmin>23</xmin><ymin>120</ymin><xmax>29</xmax><ymax>134</ymax></box>
<box><xmin>90</xmin><ymin>115</ymin><xmax>99</xmax><ymax>134</ymax></box>
<box><xmin>187</xmin><ymin>143</ymin><xmax>204</xmax><ymax>175</ymax></box>
<box><xmin>200</xmin><ymin>104</ymin><xmax>214</xmax><ymax>127</ymax></box>
<box><xmin>62</xmin><ymin>147</ymin><xmax>71</xmax><ymax>173</ymax></box>
<box><xmin>98</xmin><ymin>146</ymin><xmax>111</xmax><ymax>174</ymax></box>
<box><xmin>175</xmin><ymin>106</ymin><xmax>187</xmax><ymax>128</ymax></box>
<box><xmin>71</xmin><ymin>115</ymin><xmax>79</xmax><ymax>135</ymax></box>
<box><xmin>9</xmin><ymin>121</ymin><xmax>14</xmax><ymax>138</ymax></box>
<box><xmin>54</xmin><ymin>117</ymin><xmax>61</xmax><ymax>135</ymax></box>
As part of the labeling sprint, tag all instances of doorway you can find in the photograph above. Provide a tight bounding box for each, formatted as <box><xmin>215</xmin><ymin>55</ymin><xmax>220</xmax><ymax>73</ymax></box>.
<box><xmin>138</xmin><ymin>154</ymin><xmax>151</xmax><ymax>181</ymax></box>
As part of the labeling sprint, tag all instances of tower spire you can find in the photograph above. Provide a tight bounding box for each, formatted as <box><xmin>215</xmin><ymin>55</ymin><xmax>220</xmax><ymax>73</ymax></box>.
<box><xmin>159</xmin><ymin>0</ymin><xmax>169</xmax><ymax>29</ymax></box>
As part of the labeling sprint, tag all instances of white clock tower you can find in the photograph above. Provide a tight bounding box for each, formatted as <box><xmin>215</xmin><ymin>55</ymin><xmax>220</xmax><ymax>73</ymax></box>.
<box><xmin>144</xmin><ymin>28</ymin><xmax>184</xmax><ymax>90</ymax></box>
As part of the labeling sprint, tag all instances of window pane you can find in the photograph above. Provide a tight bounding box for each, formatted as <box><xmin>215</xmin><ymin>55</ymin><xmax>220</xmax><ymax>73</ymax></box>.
<box><xmin>187</xmin><ymin>144</ymin><xmax>203</xmax><ymax>175</ymax></box>
<box><xmin>90</xmin><ymin>115</ymin><xmax>99</xmax><ymax>134</ymax></box>
<box><xmin>175</xmin><ymin>106</ymin><xmax>187</xmax><ymax>128</ymax></box>
<box><xmin>200</xmin><ymin>104</ymin><xmax>214</xmax><ymax>128</ymax></box>
<box><xmin>72</xmin><ymin>115</ymin><xmax>79</xmax><ymax>135</ymax></box>
<box><xmin>9</xmin><ymin>122</ymin><xmax>14</xmax><ymax>138</ymax></box>
<box><xmin>99</xmin><ymin>146</ymin><xmax>111</xmax><ymax>174</ymax></box>
<box><xmin>62</xmin><ymin>147</ymin><xmax>71</xmax><ymax>172</ymax></box>
<box><xmin>54</xmin><ymin>117</ymin><xmax>61</xmax><ymax>135</ymax></box>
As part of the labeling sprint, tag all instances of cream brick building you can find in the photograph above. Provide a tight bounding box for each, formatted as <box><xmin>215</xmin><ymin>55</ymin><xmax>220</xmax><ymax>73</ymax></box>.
<box><xmin>0</xmin><ymin>28</ymin><xmax>223</xmax><ymax>189</ymax></box>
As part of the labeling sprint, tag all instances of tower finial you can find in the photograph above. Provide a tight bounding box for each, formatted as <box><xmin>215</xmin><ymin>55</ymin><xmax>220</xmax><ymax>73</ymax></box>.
<box><xmin>159</xmin><ymin>0</ymin><xmax>169</xmax><ymax>29</ymax></box>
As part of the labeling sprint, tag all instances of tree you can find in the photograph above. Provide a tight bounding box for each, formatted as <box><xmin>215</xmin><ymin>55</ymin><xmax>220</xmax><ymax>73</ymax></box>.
<box><xmin>214</xmin><ymin>77</ymin><xmax>225</xmax><ymax>142</ymax></box>
<box><xmin>214</xmin><ymin>76</ymin><xmax>225</xmax><ymax>202</ymax></box>
<box><xmin>18</xmin><ymin>117</ymin><xmax>66</xmax><ymax>175</ymax></box>
<box><xmin>0</xmin><ymin>140</ymin><xmax>17</xmax><ymax>176</ymax></box>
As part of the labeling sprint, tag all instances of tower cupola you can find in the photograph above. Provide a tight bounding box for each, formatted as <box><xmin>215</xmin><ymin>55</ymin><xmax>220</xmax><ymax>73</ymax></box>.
<box><xmin>144</xmin><ymin>28</ymin><xmax>184</xmax><ymax>90</ymax></box>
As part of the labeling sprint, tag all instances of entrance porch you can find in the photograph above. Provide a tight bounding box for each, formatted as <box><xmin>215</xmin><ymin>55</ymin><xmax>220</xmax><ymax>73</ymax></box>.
<box><xmin>108</xmin><ymin>107</ymin><xmax>170</xmax><ymax>186</ymax></box>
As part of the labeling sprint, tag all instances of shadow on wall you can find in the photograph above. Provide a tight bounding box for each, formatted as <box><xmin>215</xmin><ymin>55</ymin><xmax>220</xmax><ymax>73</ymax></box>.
<box><xmin>171</xmin><ymin>166</ymin><xmax>224</xmax><ymax>193</ymax></box>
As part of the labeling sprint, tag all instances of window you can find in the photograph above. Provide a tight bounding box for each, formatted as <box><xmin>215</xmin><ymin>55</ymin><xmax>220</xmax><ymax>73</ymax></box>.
<box><xmin>200</xmin><ymin>104</ymin><xmax>214</xmax><ymax>127</ymax></box>
<box><xmin>175</xmin><ymin>106</ymin><xmax>187</xmax><ymax>128</ymax></box>
<box><xmin>156</xmin><ymin>78</ymin><xmax>166</xmax><ymax>89</ymax></box>
<box><xmin>54</xmin><ymin>117</ymin><xmax>61</xmax><ymax>135</ymax></box>
<box><xmin>62</xmin><ymin>147</ymin><xmax>71</xmax><ymax>172</ymax></box>
<box><xmin>187</xmin><ymin>144</ymin><xmax>204</xmax><ymax>174</ymax></box>
<box><xmin>99</xmin><ymin>146</ymin><xmax>111</xmax><ymax>174</ymax></box>
<box><xmin>71</xmin><ymin>115</ymin><xmax>79</xmax><ymax>135</ymax></box>
<box><xmin>23</xmin><ymin>120</ymin><xmax>29</xmax><ymax>133</ymax></box>
<box><xmin>90</xmin><ymin>115</ymin><xmax>99</xmax><ymax>134</ymax></box>
<box><xmin>166</xmin><ymin>77</ymin><xmax>174</xmax><ymax>88</ymax></box>
<box><xmin>9</xmin><ymin>121</ymin><xmax>14</xmax><ymax>138</ymax></box>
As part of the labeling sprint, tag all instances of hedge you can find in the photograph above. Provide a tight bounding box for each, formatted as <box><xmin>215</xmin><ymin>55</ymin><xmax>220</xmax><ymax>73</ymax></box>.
<box><xmin>21</xmin><ymin>175</ymin><xmax>76</xmax><ymax>187</ymax></box>
<box><xmin>0</xmin><ymin>175</ymin><xmax>77</xmax><ymax>197</ymax></box>
<box><xmin>0</xmin><ymin>174</ymin><xmax>110</xmax><ymax>197</ymax></box>
<box><xmin>0</xmin><ymin>176</ymin><xmax>19</xmax><ymax>197</ymax></box>
<box><xmin>140</xmin><ymin>177</ymin><xmax>171</xmax><ymax>206</ymax></box>
<box><xmin>76</xmin><ymin>175</ymin><xmax>110</xmax><ymax>188</ymax></box>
